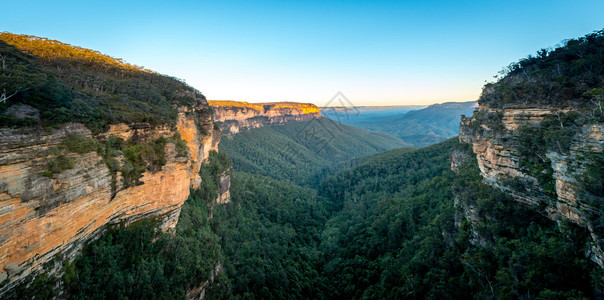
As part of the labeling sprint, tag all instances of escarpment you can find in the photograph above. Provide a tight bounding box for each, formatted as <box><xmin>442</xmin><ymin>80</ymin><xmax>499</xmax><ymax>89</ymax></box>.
<box><xmin>0</xmin><ymin>33</ymin><xmax>222</xmax><ymax>294</ymax></box>
<box><xmin>0</xmin><ymin>107</ymin><xmax>219</xmax><ymax>292</ymax></box>
<box><xmin>458</xmin><ymin>103</ymin><xmax>604</xmax><ymax>265</ymax></box>
<box><xmin>454</xmin><ymin>31</ymin><xmax>604</xmax><ymax>266</ymax></box>
<box><xmin>208</xmin><ymin>100</ymin><xmax>322</xmax><ymax>134</ymax></box>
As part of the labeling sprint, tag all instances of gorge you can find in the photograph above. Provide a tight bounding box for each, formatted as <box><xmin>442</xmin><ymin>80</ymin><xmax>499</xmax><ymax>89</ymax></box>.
<box><xmin>0</xmin><ymin>29</ymin><xmax>603</xmax><ymax>299</ymax></box>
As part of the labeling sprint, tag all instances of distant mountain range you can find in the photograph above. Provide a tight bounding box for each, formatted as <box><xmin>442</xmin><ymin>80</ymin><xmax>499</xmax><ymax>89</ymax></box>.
<box><xmin>321</xmin><ymin>101</ymin><xmax>477</xmax><ymax>147</ymax></box>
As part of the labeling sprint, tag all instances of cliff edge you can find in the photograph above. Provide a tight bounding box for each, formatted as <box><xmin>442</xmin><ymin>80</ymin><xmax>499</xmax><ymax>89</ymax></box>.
<box><xmin>209</xmin><ymin>100</ymin><xmax>322</xmax><ymax>134</ymax></box>
<box><xmin>455</xmin><ymin>30</ymin><xmax>604</xmax><ymax>266</ymax></box>
<box><xmin>0</xmin><ymin>33</ymin><xmax>220</xmax><ymax>293</ymax></box>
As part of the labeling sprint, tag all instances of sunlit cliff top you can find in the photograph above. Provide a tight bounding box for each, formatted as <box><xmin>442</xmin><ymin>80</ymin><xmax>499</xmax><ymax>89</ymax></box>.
<box><xmin>208</xmin><ymin>100</ymin><xmax>320</xmax><ymax>114</ymax></box>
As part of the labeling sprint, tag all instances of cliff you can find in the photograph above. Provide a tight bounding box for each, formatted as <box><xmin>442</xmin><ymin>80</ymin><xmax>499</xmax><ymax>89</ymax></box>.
<box><xmin>458</xmin><ymin>104</ymin><xmax>604</xmax><ymax>264</ymax></box>
<box><xmin>0</xmin><ymin>106</ymin><xmax>219</xmax><ymax>292</ymax></box>
<box><xmin>208</xmin><ymin>100</ymin><xmax>322</xmax><ymax>134</ymax></box>
<box><xmin>455</xmin><ymin>31</ymin><xmax>604</xmax><ymax>267</ymax></box>
<box><xmin>0</xmin><ymin>33</ymin><xmax>222</xmax><ymax>294</ymax></box>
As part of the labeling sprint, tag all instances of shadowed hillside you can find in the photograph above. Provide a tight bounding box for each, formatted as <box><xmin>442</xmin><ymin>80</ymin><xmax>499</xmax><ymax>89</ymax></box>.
<box><xmin>219</xmin><ymin>118</ymin><xmax>409</xmax><ymax>185</ymax></box>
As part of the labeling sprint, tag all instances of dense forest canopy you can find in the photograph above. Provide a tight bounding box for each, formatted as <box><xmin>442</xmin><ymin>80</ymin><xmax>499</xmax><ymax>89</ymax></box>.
<box><xmin>219</xmin><ymin>119</ymin><xmax>408</xmax><ymax>185</ymax></box>
<box><xmin>0</xmin><ymin>33</ymin><xmax>207</xmax><ymax>132</ymax></box>
<box><xmin>13</xmin><ymin>140</ymin><xmax>600</xmax><ymax>299</ymax></box>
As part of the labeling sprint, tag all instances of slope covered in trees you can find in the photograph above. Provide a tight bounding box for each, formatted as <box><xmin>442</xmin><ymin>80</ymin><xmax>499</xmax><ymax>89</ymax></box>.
<box><xmin>317</xmin><ymin>140</ymin><xmax>599</xmax><ymax>299</ymax></box>
<box><xmin>0</xmin><ymin>33</ymin><xmax>208</xmax><ymax>132</ymax></box>
<box><xmin>219</xmin><ymin>118</ymin><xmax>408</xmax><ymax>185</ymax></box>
<box><xmin>480</xmin><ymin>29</ymin><xmax>604</xmax><ymax>108</ymax></box>
<box><xmin>10</xmin><ymin>141</ymin><xmax>601</xmax><ymax>299</ymax></box>
<box><xmin>206</xmin><ymin>139</ymin><xmax>600</xmax><ymax>298</ymax></box>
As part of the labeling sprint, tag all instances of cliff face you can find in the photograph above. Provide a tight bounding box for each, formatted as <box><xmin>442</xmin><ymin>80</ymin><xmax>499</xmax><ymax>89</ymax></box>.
<box><xmin>0</xmin><ymin>105</ymin><xmax>219</xmax><ymax>292</ymax></box>
<box><xmin>215</xmin><ymin>169</ymin><xmax>232</xmax><ymax>204</ymax></box>
<box><xmin>208</xmin><ymin>100</ymin><xmax>322</xmax><ymax>134</ymax></box>
<box><xmin>458</xmin><ymin>102</ymin><xmax>604</xmax><ymax>266</ymax></box>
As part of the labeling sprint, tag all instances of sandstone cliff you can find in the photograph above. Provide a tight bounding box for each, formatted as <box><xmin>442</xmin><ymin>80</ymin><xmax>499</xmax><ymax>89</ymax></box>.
<box><xmin>452</xmin><ymin>31</ymin><xmax>604</xmax><ymax>267</ymax></box>
<box><xmin>0</xmin><ymin>105</ymin><xmax>219</xmax><ymax>293</ymax></box>
<box><xmin>0</xmin><ymin>32</ymin><xmax>230</xmax><ymax>296</ymax></box>
<box><xmin>457</xmin><ymin>102</ymin><xmax>604</xmax><ymax>266</ymax></box>
<box><xmin>208</xmin><ymin>100</ymin><xmax>322</xmax><ymax>134</ymax></box>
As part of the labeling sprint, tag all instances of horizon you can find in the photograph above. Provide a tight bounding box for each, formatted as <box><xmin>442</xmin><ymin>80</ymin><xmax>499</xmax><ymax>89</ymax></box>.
<box><xmin>1</xmin><ymin>1</ymin><xmax>603</xmax><ymax>106</ymax></box>
<box><xmin>207</xmin><ymin>99</ymin><xmax>476</xmax><ymax>107</ymax></box>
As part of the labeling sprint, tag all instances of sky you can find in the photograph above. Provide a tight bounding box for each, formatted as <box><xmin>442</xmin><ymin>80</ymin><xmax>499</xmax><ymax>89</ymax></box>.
<box><xmin>2</xmin><ymin>1</ymin><xmax>604</xmax><ymax>106</ymax></box>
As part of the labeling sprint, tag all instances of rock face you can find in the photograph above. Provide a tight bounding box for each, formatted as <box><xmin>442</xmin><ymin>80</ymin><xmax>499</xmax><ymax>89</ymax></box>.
<box><xmin>186</xmin><ymin>263</ymin><xmax>223</xmax><ymax>300</ymax></box>
<box><xmin>208</xmin><ymin>100</ymin><xmax>322</xmax><ymax>134</ymax></box>
<box><xmin>0</xmin><ymin>107</ymin><xmax>219</xmax><ymax>293</ymax></box>
<box><xmin>215</xmin><ymin>169</ymin><xmax>232</xmax><ymax>204</ymax></box>
<box><xmin>458</xmin><ymin>102</ymin><xmax>604</xmax><ymax>266</ymax></box>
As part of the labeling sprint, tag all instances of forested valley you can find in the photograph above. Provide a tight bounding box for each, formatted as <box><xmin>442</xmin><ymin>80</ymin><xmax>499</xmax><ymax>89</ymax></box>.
<box><xmin>12</xmin><ymin>132</ymin><xmax>600</xmax><ymax>299</ymax></box>
<box><xmin>2</xmin><ymin>27</ymin><xmax>604</xmax><ymax>300</ymax></box>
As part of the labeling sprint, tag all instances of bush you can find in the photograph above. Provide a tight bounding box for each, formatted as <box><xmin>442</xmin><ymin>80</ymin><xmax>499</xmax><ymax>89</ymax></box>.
<box><xmin>61</xmin><ymin>133</ymin><xmax>99</xmax><ymax>154</ymax></box>
<box><xmin>120</xmin><ymin>137</ymin><xmax>171</xmax><ymax>187</ymax></box>
<box><xmin>43</xmin><ymin>154</ymin><xmax>73</xmax><ymax>177</ymax></box>
<box><xmin>169</xmin><ymin>133</ymin><xmax>188</xmax><ymax>158</ymax></box>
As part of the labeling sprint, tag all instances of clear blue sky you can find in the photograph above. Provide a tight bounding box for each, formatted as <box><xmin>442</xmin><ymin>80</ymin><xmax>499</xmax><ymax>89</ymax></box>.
<box><xmin>2</xmin><ymin>0</ymin><xmax>603</xmax><ymax>106</ymax></box>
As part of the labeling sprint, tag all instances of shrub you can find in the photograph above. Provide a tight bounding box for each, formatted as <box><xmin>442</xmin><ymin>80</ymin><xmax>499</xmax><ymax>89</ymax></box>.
<box><xmin>120</xmin><ymin>137</ymin><xmax>170</xmax><ymax>187</ymax></box>
<box><xmin>43</xmin><ymin>154</ymin><xmax>73</xmax><ymax>177</ymax></box>
<box><xmin>169</xmin><ymin>133</ymin><xmax>188</xmax><ymax>158</ymax></box>
<box><xmin>61</xmin><ymin>133</ymin><xmax>99</xmax><ymax>154</ymax></box>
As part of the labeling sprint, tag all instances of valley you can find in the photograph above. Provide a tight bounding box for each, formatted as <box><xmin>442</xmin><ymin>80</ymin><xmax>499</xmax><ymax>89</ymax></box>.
<box><xmin>0</xmin><ymin>25</ymin><xmax>603</xmax><ymax>300</ymax></box>
<box><xmin>322</xmin><ymin>101</ymin><xmax>477</xmax><ymax>147</ymax></box>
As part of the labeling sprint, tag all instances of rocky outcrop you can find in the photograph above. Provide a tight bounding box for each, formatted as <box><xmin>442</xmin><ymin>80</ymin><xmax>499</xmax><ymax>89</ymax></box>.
<box><xmin>458</xmin><ymin>102</ymin><xmax>604</xmax><ymax>266</ymax></box>
<box><xmin>0</xmin><ymin>106</ymin><xmax>219</xmax><ymax>293</ymax></box>
<box><xmin>208</xmin><ymin>100</ymin><xmax>322</xmax><ymax>134</ymax></box>
<box><xmin>215</xmin><ymin>169</ymin><xmax>232</xmax><ymax>204</ymax></box>
<box><xmin>186</xmin><ymin>263</ymin><xmax>223</xmax><ymax>300</ymax></box>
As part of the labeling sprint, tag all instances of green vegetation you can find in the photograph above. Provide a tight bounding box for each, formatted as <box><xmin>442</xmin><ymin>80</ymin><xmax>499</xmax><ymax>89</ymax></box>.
<box><xmin>246</xmin><ymin>138</ymin><xmax>593</xmax><ymax>299</ymax></box>
<box><xmin>208</xmin><ymin>139</ymin><xmax>599</xmax><ymax>298</ymax></box>
<box><xmin>219</xmin><ymin>118</ymin><xmax>408</xmax><ymax>185</ymax></box>
<box><xmin>10</xmin><ymin>140</ymin><xmax>601</xmax><ymax>299</ymax></box>
<box><xmin>41</xmin><ymin>133</ymin><xmax>101</xmax><ymax>178</ymax></box>
<box><xmin>479</xmin><ymin>29</ymin><xmax>604</xmax><ymax>209</ymax></box>
<box><xmin>481</xmin><ymin>29</ymin><xmax>604</xmax><ymax>108</ymax></box>
<box><xmin>515</xmin><ymin>109</ymin><xmax>597</xmax><ymax>198</ymax></box>
<box><xmin>210</xmin><ymin>172</ymin><xmax>329</xmax><ymax>299</ymax></box>
<box><xmin>196</xmin><ymin>151</ymin><xmax>232</xmax><ymax>204</ymax></box>
<box><xmin>0</xmin><ymin>33</ymin><xmax>208</xmax><ymax>133</ymax></box>
<box><xmin>60</xmin><ymin>133</ymin><xmax>100</xmax><ymax>154</ymax></box>
<box><xmin>66</xmin><ymin>152</ymin><xmax>231</xmax><ymax>299</ymax></box>
<box><xmin>5</xmin><ymin>151</ymin><xmax>230</xmax><ymax>300</ymax></box>
<box><xmin>46</xmin><ymin>132</ymin><xmax>189</xmax><ymax>190</ymax></box>
<box><xmin>579</xmin><ymin>152</ymin><xmax>604</xmax><ymax>245</ymax></box>
<box><xmin>43</xmin><ymin>154</ymin><xmax>73</xmax><ymax>177</ymax></box>
<box><xmin>5</xmin><ymin>29</ymin><xmax>604</xmax><ymax>299</ymax></box>
<box><xmin>170</xmin><ymin>133</ymin><xmax>188</xmax><ymax>158</ymax></box>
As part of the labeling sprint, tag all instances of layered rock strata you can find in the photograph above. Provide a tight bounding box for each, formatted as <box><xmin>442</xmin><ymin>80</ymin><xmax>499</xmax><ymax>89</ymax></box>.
<box><xmin>208</xmin><ymin>100</ymin><xmax>322</xmax><ymax>134</ymax></box>
<box><xmin>0</xmin><ymin>107</ymin><xmax>218</xmax><ymax>292</ymax></box>
<box><xmin>457</xmin><ymin>103</ymin><xmax>604</xmax><ymax>266</ymax></box>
